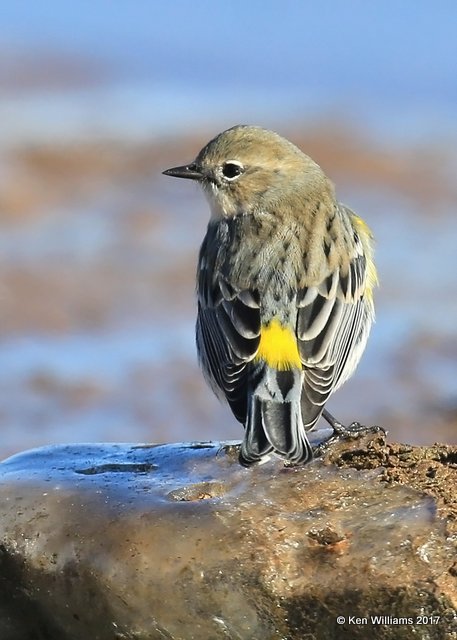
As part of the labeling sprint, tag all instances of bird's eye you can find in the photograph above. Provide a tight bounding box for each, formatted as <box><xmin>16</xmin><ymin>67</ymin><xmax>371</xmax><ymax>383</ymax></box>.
<box><xmin>221</xmin><ymin>161</ymin><xmax>244</xmax><ymax>180</ymax></box>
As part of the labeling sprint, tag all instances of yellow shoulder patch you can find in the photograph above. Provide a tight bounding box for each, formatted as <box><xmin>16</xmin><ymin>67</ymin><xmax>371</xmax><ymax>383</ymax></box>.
<box><xmin>352</xmin><ymin>214</ymin><xmax>373</xmax><ymax>238</ymax></box>
<box><xmin>255</xmin><ymin>319</ymin><xmax>302</xmax><ymax>370</ymax></box>
<box><xmin>351</xmin><ymin>213</ymin><xmax>378</xmax><ymax>301</ymax></box>
<box><xmin>365</xmin><ymin>259</ymin><xmax>379</xmax><ymax>301</ymax></box>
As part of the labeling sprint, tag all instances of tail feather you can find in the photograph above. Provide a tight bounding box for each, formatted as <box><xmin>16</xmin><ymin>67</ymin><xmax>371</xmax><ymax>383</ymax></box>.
<box><xmin>240</xmin><ymin>396</ymin><xmax>274</xmax><ymax>465</ymax></box>
<box><xmin>261</xmin><ymin>400</ymin><xmax>293</xmax><ymax>454</ymax></box>
<box><xmin>239</xmin><ymin>367</ymin><xmax>313</xmax><ymax>466</ymax></box>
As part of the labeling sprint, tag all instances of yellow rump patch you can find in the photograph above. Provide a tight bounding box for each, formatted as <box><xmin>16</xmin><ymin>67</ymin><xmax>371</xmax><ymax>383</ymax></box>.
<box><xmin>255</xmin><ymin>319</ymin><xmax>302</xmax><ymax>370</ymax></box>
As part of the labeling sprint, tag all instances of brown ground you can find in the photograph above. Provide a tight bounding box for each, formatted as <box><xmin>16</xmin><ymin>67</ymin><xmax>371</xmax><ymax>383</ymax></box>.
<box><xmin>325</xmin><ymin>432</ymin><xmax>457</xmax><ymax>537</ymax></box>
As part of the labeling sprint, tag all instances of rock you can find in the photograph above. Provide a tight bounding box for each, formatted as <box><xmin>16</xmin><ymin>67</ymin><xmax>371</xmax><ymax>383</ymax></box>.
<box><xmin>0</xmin><ymin>433</ymin><xmax>456</xmax><ymax>640</ymax></box>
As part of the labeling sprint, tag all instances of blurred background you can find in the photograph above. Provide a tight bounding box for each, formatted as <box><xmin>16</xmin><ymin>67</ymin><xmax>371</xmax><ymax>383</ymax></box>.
<box><xmin>0</xmin><ymin>1</ymin><xmax>456</xmax><ymax>459</ymax></box>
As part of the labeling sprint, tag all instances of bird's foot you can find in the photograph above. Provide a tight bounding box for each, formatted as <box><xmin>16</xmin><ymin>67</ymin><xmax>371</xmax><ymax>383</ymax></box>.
<box><xmin>331</xmin><ymin>419</ymin><xmax>384</xmax><ymax>440</ymax></box>
<box><xmin>313</xmin><ymin>409</ymin><xmax>385</xmax><ymax>457</ymax></box>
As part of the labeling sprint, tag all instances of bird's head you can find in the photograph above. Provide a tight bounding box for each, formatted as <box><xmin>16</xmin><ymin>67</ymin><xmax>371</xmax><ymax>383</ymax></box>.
<box><xmin>163</xmin><ymin>125</ymin><xmax>333</xmax><ymax>219</ymax></box>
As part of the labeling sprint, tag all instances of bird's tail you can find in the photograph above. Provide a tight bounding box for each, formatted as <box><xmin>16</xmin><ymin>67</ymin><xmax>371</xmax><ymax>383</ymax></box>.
<box><xmin>240</xmin><ymin>366</ymin><xmax>314</xmax><ymax>466</ymax></box>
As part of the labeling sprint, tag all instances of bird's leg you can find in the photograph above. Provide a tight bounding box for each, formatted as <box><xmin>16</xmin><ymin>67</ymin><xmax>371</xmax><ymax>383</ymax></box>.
<box><xmin>313</xmin><ymin>409</ymin><xmax>385</xmax><ymax>456</ymax></box>
<box><xmin>323</xmin><ymin>408</ymin><xmax>385</xmax><ymax>437</ymax></box>
<box><xmin>322</xmin><ymin>408</ymin><xmax>380</xmax><ymax>437</ymax></box>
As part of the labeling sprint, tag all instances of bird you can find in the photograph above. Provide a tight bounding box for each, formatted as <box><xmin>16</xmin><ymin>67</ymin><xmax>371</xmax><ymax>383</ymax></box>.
<box><xmin>163</xmin><ymin>125</ymin><xmax>378</xmax><ymax>466</ymax></box>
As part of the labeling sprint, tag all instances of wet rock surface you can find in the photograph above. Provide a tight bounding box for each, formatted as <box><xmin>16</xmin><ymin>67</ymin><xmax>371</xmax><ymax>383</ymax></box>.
<box><xmin>0</xmin><ymin>433</ymin><xmax>456</xmax><ymax>640</ymax></box>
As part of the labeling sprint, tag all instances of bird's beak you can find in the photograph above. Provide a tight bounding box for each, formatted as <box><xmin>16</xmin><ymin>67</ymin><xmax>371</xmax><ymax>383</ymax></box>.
<box><xmin>162</xmin><ymin>163</ymin><xmax>203</xmax><ymax>180</ymax></box>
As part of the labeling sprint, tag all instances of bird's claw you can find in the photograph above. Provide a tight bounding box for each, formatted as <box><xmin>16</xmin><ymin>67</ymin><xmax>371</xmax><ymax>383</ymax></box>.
<box><xmin>332</xmin><ymin>421</ymin><xmax>384</xmax><ymax>439</ymax></box>
<box><xmin>313</xmin><ymin>417</ymin><xmax>385</xmax><ymax>458</ymax></box>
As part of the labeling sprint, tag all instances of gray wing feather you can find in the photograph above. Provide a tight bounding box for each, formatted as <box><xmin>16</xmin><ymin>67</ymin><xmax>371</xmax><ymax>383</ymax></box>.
<box><xmin>297</xmin><ymin>254</ymin><xmax>374</xmax><ymax>416</ymax></box>
<box><xmin>197</xmin><ymin>272</ymin><xmax>261</xmax><ymax>423</ymax></box>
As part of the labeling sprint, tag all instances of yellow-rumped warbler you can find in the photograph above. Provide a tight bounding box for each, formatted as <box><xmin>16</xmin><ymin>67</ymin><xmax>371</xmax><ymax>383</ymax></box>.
<box><xmin>164</xmin><ymin>125</ymin><xmax>378</xmax><ymax>466</ymax></box>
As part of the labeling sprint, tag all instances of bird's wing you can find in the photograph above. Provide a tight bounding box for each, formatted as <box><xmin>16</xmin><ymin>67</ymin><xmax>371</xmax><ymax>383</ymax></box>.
<box><xmin>196</xmin><ymin>271</ymin><xmax>261</xmax><ymax>423</ymax></box>
<box><xmin>297</xmin><ymin>230</ymin><xmax>375</xmax><ymax>424</ymax></box>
